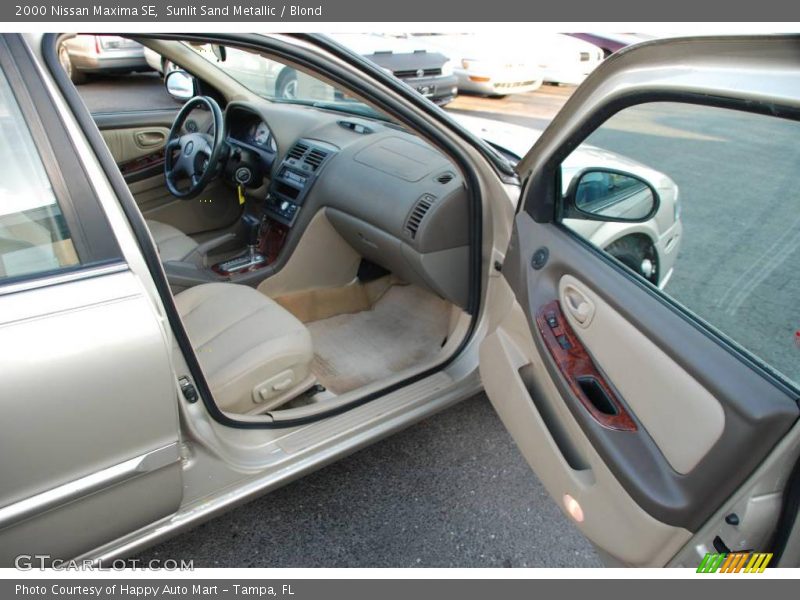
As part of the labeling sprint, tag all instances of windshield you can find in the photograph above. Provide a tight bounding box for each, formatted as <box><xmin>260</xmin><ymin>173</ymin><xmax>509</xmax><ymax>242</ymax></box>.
<box><xmin>184</xmin><ymin>42</ymin><xmax>391</xmax><ymax>122</ymax></box>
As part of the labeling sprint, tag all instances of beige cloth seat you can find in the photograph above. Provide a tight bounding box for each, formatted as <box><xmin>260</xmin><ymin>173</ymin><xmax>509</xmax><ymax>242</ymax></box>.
<box><xmin>175</xmin><ymin>282</ymin><xmax>315</xmax><ymax>414</ymax></box>
<box><xmin>146</xmin><ymin>220</ymin><xmax>199</xmax><ymax>263</ymax></box>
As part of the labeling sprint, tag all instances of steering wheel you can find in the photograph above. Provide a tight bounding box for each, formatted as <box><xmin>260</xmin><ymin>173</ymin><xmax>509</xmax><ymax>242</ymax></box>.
<box><xmin>165</xmin><ymin>96</ymin><xmax>226</xmax><ymax>200</ymax></box>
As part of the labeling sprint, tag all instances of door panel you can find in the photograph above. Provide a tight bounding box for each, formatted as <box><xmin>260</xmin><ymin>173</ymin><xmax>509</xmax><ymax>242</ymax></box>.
<box><xmin>481</xmin><ymin>36</ymin><xmax>800</xmax><ymax>565</ymax></box>
<box><xmin>481</xmin><ymin>274</ymin><xmax>692</xmax><ymax>566</ymax></box>
<box><xmin>503</xmin><ymin>218</ymin><xmax>796</xmax><ymax>526</ymax></box>
<box><xmin>101</xmin><ymin>125</ymin><xmax>169</xmax><ymax>165</ymax></box>
<box><xmin>481</xmin><ymin>214</ymin><xmax>798</xmax><ymax>564</ymax></box>
<box><xmin>94</xmin><ymin>110</ymin><xmax>241</xmax><ymax>235</ymax></box>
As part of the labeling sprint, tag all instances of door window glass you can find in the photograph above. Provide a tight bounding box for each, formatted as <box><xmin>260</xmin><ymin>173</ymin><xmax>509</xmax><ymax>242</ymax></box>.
<box><xmin>560</xmin><ymin>102</ymin><xmax>800</xmax><ymax>387</ymax></box>
<box><xmin>0</xmin><ymin>68</ymin><xmax>80</xmax><ymax>280</ymax></box>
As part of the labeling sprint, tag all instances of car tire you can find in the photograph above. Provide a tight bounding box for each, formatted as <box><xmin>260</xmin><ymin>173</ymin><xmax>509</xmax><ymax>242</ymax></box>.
<box><xmin>276</xmin><ymin>69</ymin><xmax>298</xmax><ymax>100</ymax></box>
<box><xmin>604</xmin><ymin>235</ymin><xmax>659</xmax><ymax>285</ymax></box>
<box><xmin>58</xmin><ymin>42</ymin><xmax>87</xmax><ymax>85</ymax></box>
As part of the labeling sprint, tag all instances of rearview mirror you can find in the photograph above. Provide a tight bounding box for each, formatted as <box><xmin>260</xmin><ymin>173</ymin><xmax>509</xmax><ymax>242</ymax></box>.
<box><xmin>211</xmin><ymin>44</ymin><xmax>227</xmax><ymax>62</ymax></box>
<box><xmin>563</xmin><ymin>168</ymin><xmax>660</xmax><ymax>223</ymax></box>
<box><xmin>164</xmin><ymin>70</ymin><xmax>196</xmax><ymax>102</ymax></box>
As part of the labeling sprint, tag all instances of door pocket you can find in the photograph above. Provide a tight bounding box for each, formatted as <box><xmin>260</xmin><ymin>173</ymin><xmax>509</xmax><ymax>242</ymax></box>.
<box><xmin>518</xmin><ymin>363</ymin><xmax>590</xmax><ymax>471</ymax></box>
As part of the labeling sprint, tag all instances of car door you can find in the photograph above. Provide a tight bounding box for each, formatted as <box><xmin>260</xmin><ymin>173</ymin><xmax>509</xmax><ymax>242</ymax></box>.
<box><xmin>72</xmin><ymin>36</ymin><xmax>241</xmax><ymax>236</ymax></box>
<box><xmin>0</xmin><ymin>34</ymin><xmax>183</xmax><ymax>565</ymax></box>
<box><xmin>480</xmin><ymin>36</ymin><xmax>800</xmax><ymax>567</ymax></box>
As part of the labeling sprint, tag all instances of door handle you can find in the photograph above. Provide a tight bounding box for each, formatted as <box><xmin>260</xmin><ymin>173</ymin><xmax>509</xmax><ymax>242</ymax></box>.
<box><xmin>135</xmin><ymin>130</ymin><xmax>166</xmax><ymax>148</ymax></box>
<box><xmin>563</xmin><ymin>285</ymin><xmax>594</xmax><ymax>328</ymax></box>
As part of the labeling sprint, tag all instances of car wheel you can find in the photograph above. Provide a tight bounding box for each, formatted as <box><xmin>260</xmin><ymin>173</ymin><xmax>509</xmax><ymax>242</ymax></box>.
<box><xmin>604</xmin><ymin>235</ymin><xmax>659</xmax><ymax>285</ymax></box>
<box><xmin>276</xmin><ymin>69</ymin><xmax>298</xmax><ymax>100</ymax></box>
<box><xmin>58</xmin><ymin>42</ymin><xmax>86</xmax><ymax>84</ymax></box>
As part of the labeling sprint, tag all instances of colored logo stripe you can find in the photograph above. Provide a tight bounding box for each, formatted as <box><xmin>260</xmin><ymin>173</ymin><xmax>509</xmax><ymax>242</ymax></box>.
<box><xmin>744</xmin><ymin>553</ymin><xmax>773</xmax><ymax>573</ymax></box>
<box><xmin>696</xmin><ymin>552</ymin><xmax>773</xmax><ymax>573</ymax></box>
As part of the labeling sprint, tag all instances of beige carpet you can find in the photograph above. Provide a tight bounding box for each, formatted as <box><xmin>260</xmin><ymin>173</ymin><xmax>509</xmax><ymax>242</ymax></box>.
<box><xmin>306</xmin><ymin>284</ymin><xmax>451</xmax><ymax>394</ymax></box>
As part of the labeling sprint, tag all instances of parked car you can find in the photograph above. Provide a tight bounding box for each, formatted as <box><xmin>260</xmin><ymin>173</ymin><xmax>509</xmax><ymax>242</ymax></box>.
<box><xmin>57</xmin><ymin>35</ymin><xmax>151</xmax><ymax>84</ymax></box>
<box><xmin>492</xmin><ymin>32</ymin><xmax>605</xmax><ymax>86</ymax></box>
<box><xmin>451</xmin><ymin>113</ymin><xmax>681</xmax><ymax>287</ymax></box>
<box><xmin>331</xmin><ymin>34</ymin><xmax>458</xmax><ymax>106</ymax></box>
<box><xmin>566</xmin><ymin>33</ymin><xmax>651</xmax><ymax>57</ymax></box>
<box><xmin>409</xmin><ymin>33</ymin><xmax>544</xmax><ymax>97</ymax></box>
<box><xmin>1</xmin><ymin>32</ymin><xmax>799</xmax><ymax>570</ymax></box>
<box><xmin>146</xmin><ymin>34</ymin><xmax>459</xmax><ymax>106</ymax></box>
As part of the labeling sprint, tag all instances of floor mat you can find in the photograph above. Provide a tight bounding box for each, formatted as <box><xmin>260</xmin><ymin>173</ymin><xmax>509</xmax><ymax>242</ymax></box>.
<box><xmin>306</xmin><ymin>285</ymin><xmax>450</xmax><ymax>394</ymax></box>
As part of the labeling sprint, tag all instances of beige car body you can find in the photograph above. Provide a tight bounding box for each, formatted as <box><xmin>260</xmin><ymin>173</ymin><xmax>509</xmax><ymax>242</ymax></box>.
<box><xmin>0</xmin><ymin>33</ymin><xmax>798</xmax><ymax>569</ymax></box>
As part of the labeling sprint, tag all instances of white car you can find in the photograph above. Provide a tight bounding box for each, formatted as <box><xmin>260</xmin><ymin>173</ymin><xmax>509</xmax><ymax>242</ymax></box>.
<box><xmin>532</xmin><ymin>33</ymin><xmax>605</xmax><ymax>85</ymax></box>
<box><xmin>469</xmin><ymin>32</ymin><xmax>605</xmax><ymax>86</ymax></box>
<box><xmin>409</xmin><ymin>33</ymin><xmax>544</xmax><ymax>97</ymax></box>
<box><xmin>452</xmin><ymin>113</ymin><xmax>682</xmax><ymax>288</ymax></box>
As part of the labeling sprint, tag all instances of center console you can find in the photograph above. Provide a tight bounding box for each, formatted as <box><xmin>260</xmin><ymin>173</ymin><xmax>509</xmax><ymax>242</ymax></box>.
<box><xmin>264</xmin><ymin>139</ymin><xmax>336</xmax><ymax>227</ymax></box>
<box><xmin>212</xmin><ymin>138</ymin><xmax>337</xmax><ymax>277</ymax></box>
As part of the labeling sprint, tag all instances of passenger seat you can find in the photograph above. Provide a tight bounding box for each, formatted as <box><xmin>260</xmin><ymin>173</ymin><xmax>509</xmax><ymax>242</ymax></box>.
<box><xmin>175</xmin><ymin>282</ymin><xmax>315</xmax><ymax>413</ymax></box>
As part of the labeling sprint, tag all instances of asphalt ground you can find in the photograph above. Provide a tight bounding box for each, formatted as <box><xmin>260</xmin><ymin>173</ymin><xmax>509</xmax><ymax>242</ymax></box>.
<box><xmin>77</xmin><ymin>74</ymin><xmax>799</xmax><ymax>565</ymax></box>
<box><xmin>136</xmin><ymin>395</ymin><xmax>602</xmax><ymax>568</ymax></box>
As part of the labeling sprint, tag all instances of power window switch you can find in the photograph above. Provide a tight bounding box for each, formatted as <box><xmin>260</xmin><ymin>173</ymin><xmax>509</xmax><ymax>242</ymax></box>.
<box><xmin>556</xmin><ymin>335</ymin><xmax>572</xmax><ymax>350</ymax></box>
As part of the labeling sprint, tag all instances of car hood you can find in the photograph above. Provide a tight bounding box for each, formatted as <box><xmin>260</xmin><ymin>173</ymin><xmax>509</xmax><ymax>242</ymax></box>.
<box><xmin>329</xmin><ymin>33</ymin><xmax>436</xmax><ymax>57</ymax></box>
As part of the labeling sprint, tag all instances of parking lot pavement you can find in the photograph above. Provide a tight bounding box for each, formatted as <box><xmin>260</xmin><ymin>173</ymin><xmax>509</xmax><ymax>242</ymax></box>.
<box><xmin>136</xmin><ymin>394</ymin><xmax>602</xmax><ymax>567</ymax></box>
<box><xmin>446</xmin><ymin>84</ymin><xmax>575</xmax><ymax>130</ymax></box>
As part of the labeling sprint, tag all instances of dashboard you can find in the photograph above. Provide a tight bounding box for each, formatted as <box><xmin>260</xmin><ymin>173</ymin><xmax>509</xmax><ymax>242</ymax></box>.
<box><xmin>221</xmin><ymin>100</ymin><xmax>471</xmax><ymax>308</ymax></box>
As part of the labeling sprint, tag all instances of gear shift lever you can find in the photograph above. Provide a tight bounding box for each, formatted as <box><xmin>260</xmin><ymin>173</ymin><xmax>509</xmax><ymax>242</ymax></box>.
<box><xmin>242</xmin><ymin>213</ymin><xmax>262</xmax><ymax>260</ymax></box>
<box><xmin>215</xmin><ymin>213</ymin><xmax>265</xmax><ymax>274</ymax></box>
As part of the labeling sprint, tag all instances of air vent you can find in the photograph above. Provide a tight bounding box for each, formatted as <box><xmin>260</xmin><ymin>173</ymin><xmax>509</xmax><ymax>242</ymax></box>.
<box><xmin>287</xmin><ymin>142</ymin><xmax>309</xmax><ymax>161</ymax></box>
<box><xmin>305</xmin><ymin>148</ymin><xmax>329</xmax><ymax>171</ymax></box>
<box><xmin>404</xmin><ymin>194</ymin><xmax>436</xmax><ymax>239</ymax></box>
<box><xmin>436</xmin><ymin>172</ymin><xmax>454</xmax><ymax>184</ymax></box>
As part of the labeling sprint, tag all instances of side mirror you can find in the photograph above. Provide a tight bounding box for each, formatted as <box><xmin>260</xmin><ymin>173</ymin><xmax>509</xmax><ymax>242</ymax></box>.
<box><xmin>164</xmin><ymin>70</ymin><xmax>196</xmax><ymax>102</ymax></box>
<box><xmin>563</xmin><ymin>168</ymin><xmax>660</xmax><ymax>223</ymax></box>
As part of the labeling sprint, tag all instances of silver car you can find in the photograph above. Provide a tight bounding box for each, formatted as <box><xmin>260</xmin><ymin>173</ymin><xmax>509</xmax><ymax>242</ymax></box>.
<box><xmin>1</xmin><ymin>32</ymin><xmax>799</xmax><ymax>569</ymax></box>
<box><xmin>58</xmin><ymin>35</ymin><xmax>150</xmax><ymax>84</ymax></box>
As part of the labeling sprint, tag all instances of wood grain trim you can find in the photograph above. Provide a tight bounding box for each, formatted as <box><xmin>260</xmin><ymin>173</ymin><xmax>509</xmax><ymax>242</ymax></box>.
<box><xmin>119</xmin><ymin>149</ymin><xmax>165</xmax><ymax>178</ymax></box>
<box><xmin>535</xmin><ymin>300</ymin><xmax>637</xmax><ymax>431</ymax></box>
<box><xmin>210</xmin><ymin>218</ymin><xmax>289</xmax><ymax>276</ymax></box>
